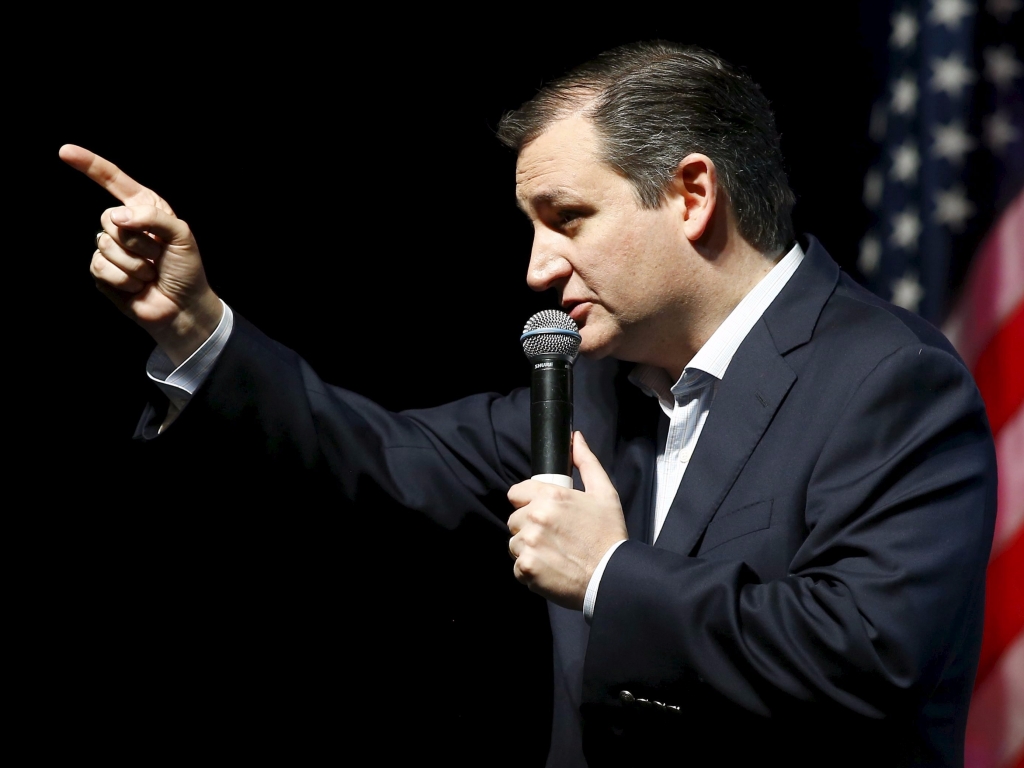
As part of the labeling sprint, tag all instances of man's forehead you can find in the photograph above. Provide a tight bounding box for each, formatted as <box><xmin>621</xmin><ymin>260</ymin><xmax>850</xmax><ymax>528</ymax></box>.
<box><xmin>514</xmin><ymin>116</ymin><xmax>606</xmax><ymax>211</ymax></box>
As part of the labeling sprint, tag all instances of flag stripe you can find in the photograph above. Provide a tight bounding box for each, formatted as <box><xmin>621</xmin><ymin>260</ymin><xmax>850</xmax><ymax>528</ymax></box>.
<box><xmin>976</xmin><ymin>527</ymin><xmax>1024</xmax><ymax>689</ymax></box>
<box><xmin>972</xmin><ymin>301</ymin><xmax>1024</xmax><ymax>437</ymax></box>
<box><xmin>943</xmin><ymin>194</ymin><xmax>1024</xmax><ymax>370</ymax></box>
<box><xmin>993</xmin><ymin>406</ymin><xmax>1024</xmax><ymax>558</ymax></box>
<box><xmin>965</xmin><ymin>631</ymin><xmax>1024</xmax><ymax>768</ymax></box>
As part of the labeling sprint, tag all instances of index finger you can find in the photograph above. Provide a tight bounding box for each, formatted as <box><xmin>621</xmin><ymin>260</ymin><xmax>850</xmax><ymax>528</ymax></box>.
<box><xmin>507</xmin><ymin>478</ymin><xmax>564</xmax><ymax>508</ymax></box>
<box><xmin>58</xmin><ymin>144</ymin><xmax>153</xmax><ymax>206</ymax></box>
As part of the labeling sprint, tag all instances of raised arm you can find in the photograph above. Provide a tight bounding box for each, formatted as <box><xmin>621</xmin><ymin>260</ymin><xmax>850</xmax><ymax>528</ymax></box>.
<box><xmin>60</xmin><ymin>144</ymin><xmax>222</xmax><ymax>366</ymax></box>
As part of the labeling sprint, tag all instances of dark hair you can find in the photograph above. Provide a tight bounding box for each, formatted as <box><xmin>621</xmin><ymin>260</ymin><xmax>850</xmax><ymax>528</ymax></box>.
<box><xmin>496</xmin><ymin>41</ymin><xmax>796</xmax><ymax>256</ymax></box>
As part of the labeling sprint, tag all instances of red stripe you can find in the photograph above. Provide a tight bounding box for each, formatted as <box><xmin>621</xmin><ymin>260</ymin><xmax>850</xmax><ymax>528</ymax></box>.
<box><xmin>975</xmin><ymin>528</ymin><xmax>1024</xmax><ymax>689</ymax></box>
<box><xmin>972</xmin><ymin>301</ymin><xmax>1024</xmax><ymax>438</ymax></box>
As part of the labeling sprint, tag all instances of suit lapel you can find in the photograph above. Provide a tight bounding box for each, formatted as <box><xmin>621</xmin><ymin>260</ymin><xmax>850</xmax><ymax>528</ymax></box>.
<box><xmin>654</xmin><ymin>321</ymin><xmax>795</xmax><ymax>554</ymax></box>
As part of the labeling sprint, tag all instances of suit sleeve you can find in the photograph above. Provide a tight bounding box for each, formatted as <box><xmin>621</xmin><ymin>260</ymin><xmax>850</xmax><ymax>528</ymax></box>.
<box><xmin>584</xmin><ymin>343</ymin><xmax>997</xmax><ymax>723</ymax></box>
<box><xmin>135</xmin><ymin>313</ymin><xmax>533</xmax><ymax>532</ymax></box>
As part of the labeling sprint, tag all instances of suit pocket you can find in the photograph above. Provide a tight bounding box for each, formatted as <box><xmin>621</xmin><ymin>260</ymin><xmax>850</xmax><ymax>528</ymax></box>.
<box><xmin>700</xmin><ymin>499</ymin><xmax>773</xmax><ymax>553</ymax></box>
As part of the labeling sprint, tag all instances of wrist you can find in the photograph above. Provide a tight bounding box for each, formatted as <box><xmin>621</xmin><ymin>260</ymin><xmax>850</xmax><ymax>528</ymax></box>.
<box><xmin>153</xmin><ymin>291</ymin><xmax>224</xmax><ymax>367</ymax></box>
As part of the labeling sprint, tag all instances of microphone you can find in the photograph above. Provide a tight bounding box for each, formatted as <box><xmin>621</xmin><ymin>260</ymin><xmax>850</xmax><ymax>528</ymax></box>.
<box><xmin>521</xmin><ymin>310</ymin><xmax>582</xmax><ymax>488</ymax></box>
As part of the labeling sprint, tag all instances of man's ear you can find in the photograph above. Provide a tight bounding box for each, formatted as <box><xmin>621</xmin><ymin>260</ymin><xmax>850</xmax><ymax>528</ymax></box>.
<box><xmin>669</xmin><ymin>153</ymin><xmax>718</xmax><ymax>242</ymax></box>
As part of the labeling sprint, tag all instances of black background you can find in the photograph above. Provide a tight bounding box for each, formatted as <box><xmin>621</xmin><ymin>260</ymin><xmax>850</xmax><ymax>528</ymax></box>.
<box><xmin>33</xmin><ymin>6</ymin><xmax>892</xmax><ymax>763</ymax></box>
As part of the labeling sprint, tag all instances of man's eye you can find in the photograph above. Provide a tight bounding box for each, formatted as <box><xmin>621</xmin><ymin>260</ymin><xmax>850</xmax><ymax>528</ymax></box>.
<box><xmin>557</xmin><ymin>211</ymin><xmax>582</xmax><ymax>225</ymax></box>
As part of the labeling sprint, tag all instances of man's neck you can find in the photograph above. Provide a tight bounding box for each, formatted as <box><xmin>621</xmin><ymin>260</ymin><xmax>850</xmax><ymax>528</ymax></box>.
<box><xmin>661</xmin><ymin>243</ymin><xmax>780</xmax><ymax>379</ymax></box>
<box><xmin>632</xmin><ymin>241</ymin><xmax>804</xmax><ymax>386</ymax></box>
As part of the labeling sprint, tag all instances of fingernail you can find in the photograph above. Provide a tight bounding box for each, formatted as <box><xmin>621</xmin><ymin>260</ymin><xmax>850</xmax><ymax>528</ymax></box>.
<box><xmin>110</xmin><ymin>208</ymin><xmax>131</xmax><ymax>224</ymax></box>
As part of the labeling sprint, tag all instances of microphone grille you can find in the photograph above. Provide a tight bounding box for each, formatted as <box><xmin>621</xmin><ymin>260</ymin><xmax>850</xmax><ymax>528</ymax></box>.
<box><xmin>521</xmin><ymin>309</ymin><xmax>582</xmax><ymax>361</ymax></box>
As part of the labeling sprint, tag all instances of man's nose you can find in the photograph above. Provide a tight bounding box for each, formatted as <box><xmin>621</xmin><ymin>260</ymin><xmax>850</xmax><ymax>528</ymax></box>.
<box><xmin>526</xmin><ymin>235</ymin><xmax>572</xmax><ymax>293</ymax></box>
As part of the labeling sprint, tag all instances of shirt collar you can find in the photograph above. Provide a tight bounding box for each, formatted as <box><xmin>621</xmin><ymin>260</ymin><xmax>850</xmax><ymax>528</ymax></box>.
<box><xmin>629</xmin><ymin>241</ymin><xmax>806</xmax><ymax>409</ymax></box>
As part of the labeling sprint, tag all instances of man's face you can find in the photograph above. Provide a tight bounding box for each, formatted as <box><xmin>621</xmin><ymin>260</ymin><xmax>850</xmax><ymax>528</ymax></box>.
<box><xmin>516</xmin><ymin>116</ymin><xmax>697</xmax><ymax>366</ymax></box>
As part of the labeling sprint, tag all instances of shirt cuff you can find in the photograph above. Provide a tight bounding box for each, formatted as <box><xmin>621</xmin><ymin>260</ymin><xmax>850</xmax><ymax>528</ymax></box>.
<box><xmin>583</xmin><ymin>538</ymin><xmax>627</xmax><ymax>624</ymax></box>
<box><xmin>146</xmin><ymin>300</ymin><xmax>234</xmax><ymax>411</ymax></box>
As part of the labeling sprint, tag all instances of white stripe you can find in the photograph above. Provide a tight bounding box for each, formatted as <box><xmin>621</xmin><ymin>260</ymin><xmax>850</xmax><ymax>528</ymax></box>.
<box><xmin>531</xmin><ymin>473</ymin><xmax>574</xmax><ymax>488</ymax></box>
<box><xmin>992</xmin><ymin>403</ymin><xmax>1024</xmax><ymax>560</ymax></box>
<box><xmin>942</xmin><ymin>193</ymin><xmax>1024</xmax><ymax>369</ymax></box>
<box><xmin>964</xmin><ymin>631</ymin><xmax>1024</xmax><ymax>768</ymax></box>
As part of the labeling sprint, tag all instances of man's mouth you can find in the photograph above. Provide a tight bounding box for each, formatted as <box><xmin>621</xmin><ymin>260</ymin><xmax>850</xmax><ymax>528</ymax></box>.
<box><xmin>563</xmin><ymin>300</ymin><xmax>591</xmax><ymax>324</ymax></box>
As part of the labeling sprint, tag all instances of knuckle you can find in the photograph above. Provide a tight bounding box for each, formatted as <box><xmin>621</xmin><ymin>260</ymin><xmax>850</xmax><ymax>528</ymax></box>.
<box><xmin>513</xmin><ymin>560</ymin><xmax>526</xmax><ymax>581</ymax></box>
<box><xmin>548</xmin><ymin>485</ymin><xmax>572</xmax><ymax>501</ymax></box>
<box><xmin>516</xmin><ymin>553</ymin><xmax>536</xmax><ymax>577</ymax></box>
<box><xmin>527</xmin><ymin>506</ymin><xmax>552</xmax><ymax>526</ymax></box>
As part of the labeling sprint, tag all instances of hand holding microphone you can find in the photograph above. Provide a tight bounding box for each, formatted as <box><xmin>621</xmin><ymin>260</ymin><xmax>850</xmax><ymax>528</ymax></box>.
<box><xmin>507</xmin><ymin>310</ymin><xmax>628</xmax><ymax>610</ymax></box>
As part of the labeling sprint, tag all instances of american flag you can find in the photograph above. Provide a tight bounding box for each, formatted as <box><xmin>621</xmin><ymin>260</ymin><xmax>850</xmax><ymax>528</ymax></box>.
<box><xmin>857</xmin><ymin>1</ymin><xmax>1022</xmax><ymax>766</ymax></box>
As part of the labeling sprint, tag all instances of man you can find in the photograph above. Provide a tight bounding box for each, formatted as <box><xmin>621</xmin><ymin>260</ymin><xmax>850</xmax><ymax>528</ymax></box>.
<box><xmin>64</xmin><ymin>41</ymin><xmax>996</xmax><ymax>767</ymax></box>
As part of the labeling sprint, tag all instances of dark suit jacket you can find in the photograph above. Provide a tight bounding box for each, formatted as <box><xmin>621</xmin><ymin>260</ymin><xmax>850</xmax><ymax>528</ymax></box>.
<box><xmin>137</xmin><ymin>236</ymin><xmax>997</xmax><ymax>767</ymax></box>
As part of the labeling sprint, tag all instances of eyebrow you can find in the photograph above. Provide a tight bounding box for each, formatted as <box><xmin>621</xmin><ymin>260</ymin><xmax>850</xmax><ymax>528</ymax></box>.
<box><xmin>515</xmin><ymin>188</ymin><xmax>583</xmax><ymax>214</ymax></box>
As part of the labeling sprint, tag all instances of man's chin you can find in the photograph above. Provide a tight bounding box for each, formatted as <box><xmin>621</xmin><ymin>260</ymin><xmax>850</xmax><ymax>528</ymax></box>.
<box><xmin>577</xmin><ymin>334</ymin><xmax>616</xmax><ymax>361</ymax></box>
<box><xmin>579</xmin><ymin>346</ymin><xmax>611</xmax><ymax>361</ymax></box>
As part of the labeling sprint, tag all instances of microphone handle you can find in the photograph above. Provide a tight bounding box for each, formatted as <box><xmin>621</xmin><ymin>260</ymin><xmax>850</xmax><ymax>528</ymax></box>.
<box><xmin>531</xmin><ymin>357</ymin><xmax>573</xmax><ymax>485</ymax></box>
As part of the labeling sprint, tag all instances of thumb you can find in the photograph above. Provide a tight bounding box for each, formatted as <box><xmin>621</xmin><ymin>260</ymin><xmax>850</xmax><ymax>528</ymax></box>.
<box><xmin>573</xmin><ymin>431</ymin><xmax>617</xmax><ymax>499</ymax></box>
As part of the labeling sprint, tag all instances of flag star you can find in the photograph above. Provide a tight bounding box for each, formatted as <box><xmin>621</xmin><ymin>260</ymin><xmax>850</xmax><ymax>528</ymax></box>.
<box><xmin>891</xmin><ymin>73</ymin><xmax>919</xmax><ymax>114</ymax></box>
<box><xmin>931</xmin><ymin>54</ymin><xmax>978</xmax><ymax>96</ymax></box>
<box><xmin>891</xmin><ymin>9</ymin><xmax>920</xmax><ymax>48</ymax></box>
<box><xmin>864</xmin><ymin>168</ymin><xmax>885</xmax><ymax>208</ymax></box>
<box><xmin>983</xmin><ymin>110</ymin><xmax>1021</xmax><ymax>153</ymax></box>
<box><xmin>891</xmin><ymin>271</ymin><xmax>925</xmax><ymax>312</ymax></box>
<box><xmin>929</xmin><ymin>0</ymin><xmax>975</xmax><ymax>28</ymax></box>
<box><xmin>891</xmin><ymin>141</ymin><xmax>922</xmax><ymax>182</ymax></box>
<box><xmin>986</xmin><ymin>0</ymin><xmax>1021</xmax><ymax>22</ymax></box>
<box><xmin>891</xmin><ymin>209</ymin><xmax>923</xmax><ymax>250</ymax></box>
<box><xmin>934</xmin><ymin>186</ymin><xmax>976</xmax><ymax>231</ymax></box>
<box><xmin>932</xmin><ymin>122</ymin><xmax>977</xmax><ymax>163</ymax></box>
<box><xmin>859</xmin><ymin>235</ymin><xmax>883</xmax><ymax>274</ymax></box>
<box><xmin>984</xmin><ymin>45</ymin><xmax>1023</xmax><ymax>89</ymax></box>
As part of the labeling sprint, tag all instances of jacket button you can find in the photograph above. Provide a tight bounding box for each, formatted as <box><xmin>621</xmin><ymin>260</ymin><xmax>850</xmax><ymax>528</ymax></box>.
<box><xmin>619</xmin><ymin>690</ymin><xmax>635</xmax><ymax>704</ymax></box>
